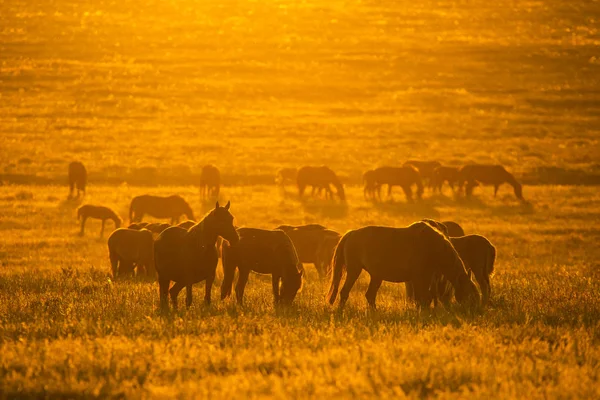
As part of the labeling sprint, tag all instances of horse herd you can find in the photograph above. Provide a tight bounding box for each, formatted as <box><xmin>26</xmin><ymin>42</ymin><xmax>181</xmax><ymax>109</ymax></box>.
<box><xmin>74</xmin><ymin>194</ymin><xmax>497</xmax><ymax>312</ymax></box>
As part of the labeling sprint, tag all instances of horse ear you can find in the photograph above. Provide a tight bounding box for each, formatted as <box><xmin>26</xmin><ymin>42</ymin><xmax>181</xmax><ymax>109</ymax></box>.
<box><xmin>224</xmin><ymin>201</ymin><xmax>230</xmax><ymax>210</ymax></box>
<box><xmin>215</xmin><ymin>201</ymin><xmax>220</xmax><ymax>209</ymax></box>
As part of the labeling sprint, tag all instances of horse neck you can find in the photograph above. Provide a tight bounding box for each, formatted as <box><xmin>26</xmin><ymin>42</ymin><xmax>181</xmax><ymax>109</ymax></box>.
<box><xmin>440</xmin><ymin>245</ymin><xmax>467</xmax><ymax>285</ymax></box>
<box><xmin>188</xmin><ymin>216</ymin><xmax>218</xmax><ymax>246</ymax></box>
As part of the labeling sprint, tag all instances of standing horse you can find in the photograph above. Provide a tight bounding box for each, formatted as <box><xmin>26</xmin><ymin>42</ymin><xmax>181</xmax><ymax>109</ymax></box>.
<box><xmin>431</xmin><ymin>166</ymin><xmax>460</xmax><ymax>193</ymax></box>
<box><xmin>370</xmin><ymin>166</ymin><xmax>424</xmax><ymax>201</ymax></box>
<box><xmin>68</xmin><ymin>161</ymin><xmax>87</xmax><ymax>198</ymax></box>
<box><xmin>327</xmin><ymin>222</ymin><xmax>480</xmax><ymax>309</ymax></box>
<box><xmin>458</xmin><ymin>164</ymin><xmax>524</xmax><ymax>200</ymax></box>
<box><xmin>199</xmin><ymin>165</ymin><xmax>221</xmax><ymax>199</ymax></box>
<box><xmin>154</xmin><ymin>201</ymin><xmax>238</xmax><ymax>311</ymax></box>
<box><xmin>77</xmin><ymin>204</ymin><xmax>122</xmax><ymax>237</ymax></box>
<box><xmin>108</xmin><ymin>228</ymin><xmax>155</xmax><ymax>279</ymax></box>
<box><xmin>403</xmin><ymin>160</ymin><xmax>441</xmax><ymax>190</ymax></box>
<box><xmin>297</xmin><ymin>166</ymin><xmax>345</xmax><ymax>201</ymax></box>
<box><xmin>129</xmin><ymin>194</ymin><xmax>194</xmax><ymax>224</ymax></box>
<box><xmin>221</xmin><ymin>228</ymin><xmax>304</xmax><ymax>305</ymax></box>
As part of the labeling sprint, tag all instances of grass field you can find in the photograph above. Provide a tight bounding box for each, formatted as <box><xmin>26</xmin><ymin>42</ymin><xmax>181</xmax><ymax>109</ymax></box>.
<box><xmin>2</xmin><ymin>0</ymin><xmax>600</xmax><ymax>397</ymax></box>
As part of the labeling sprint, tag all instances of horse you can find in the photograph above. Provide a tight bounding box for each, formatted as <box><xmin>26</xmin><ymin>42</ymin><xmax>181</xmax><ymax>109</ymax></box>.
<box><xmin>127</xmin><ymin>222</ymin><xmax>149</xmax><ymax>230</ymax></box>
<box><xmin>431</xmin><ymin>166</ymin><xmax>460</xmax><ymax>193</ymax></box>
<box><xmin>403</xmin><ymin>160</ymin><xmax>441</xmax><ymax>189</ymax></box>
<box><xmin>362</xmin><ymin>170</ymin><xmax>380</xmax><ymax>201</ymax></box>
<box><xmin>221</xmin><ymin>228</ymin><xmax>304</xmax><ymax>305</ymax></box>
<box><xmin>327</xmin><ymin>222</ymin><xmax>480</xmax><ymax>309</ymax></box>
<box><xmin>77</xmin><ymin>204</ymin><xmax>122</xmax><ymax>237</ymax></box>
<box><xmin>275</xmin><ymin>167</ymin><xmax>298</xmax><ymax>187</ymax></box>
<box><xmin>108</xmin><ymin>228</ymin><xmax>155</xmax><ymax>279</ymax></box>
<box><xmin>68</xmin><ymin>161</ymin><xmax>87</xmax><ymax>198</ymax></box>
<box><xmin>276</xmin><ymin>224</ymin><xmax>338</xmax><ymax>279</ymax></box>
<box><xmin>370</xmin><ymin>166</ymin><xmax>424</xmax><ymax>201</ymax></box>
<box><xmin>176</xmin><ymin>220</ymin><xmax>196</xmax><ymax>230</ymax></box>
<box><xmin>458</xmin><ymin>164</ymin><xmax>524</xmax><ymax>200</ymax></box>
<box><xmin>443</xmin><ymin>221</ymin><xmax>465</xmax><ymax>237</ymax></box>
<box><xmin>154</xmin><ymin>201</ymin><xmax>238</xmax><ymax>311</ymax></box>
<box><xmin>199</xmin><ymin>165</ymin><xmax>220</xmax><ymax>199</ymax></box>
<box><xmin>129</xmin><ymin>194</ymin><xmax>194</xmax><ymax>224</ymax></box>
<box><xmin>316</xmin><ymin>230</ymin><xmax>341</xmax><ymax>279</ymax></box>
<box><xmin>297</xmin><ymin>166</ymin><xmax>345</xmax><ymax>201</ymax></box>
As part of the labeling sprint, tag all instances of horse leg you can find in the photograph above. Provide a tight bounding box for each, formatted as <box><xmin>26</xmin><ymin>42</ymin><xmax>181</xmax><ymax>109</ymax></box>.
<box><xmin>169</xmin><ymin>281</ymin><xmax>186</xmax><ymax>310</ymax></box>
<box><xmin>69</xmin><ymin>182</ymin><xmax>74</xmax><ymax>198</ymax></box>
<box><xmin>494</xmin><ymin>184</ymin><xmax>499</xmax><ymax>197</ymax></box>
<box><xmin>79</xmin><ymin>217</ymin><xmax>86</xmax><ymax>236</ymax></box>
<box><xmin>405</xmin><ymin>281</ymin><xmax>415</xmax><ymax>302</ymax></box>
<box><xmin>187</xmin><ymin>285</ymin><xmax>194</xmax><ymax>308</ymax></box>
<box><xmin>100</xmin><ymin>219</ymin><xmax>105</xmax><ymax>238</ymax></box>
<box><xmin>204</xmin><ymin>270</ymin><xmax>215</xmax><ymax>305</ymax></box>
<box><xmin>271</xmin><ymin>275</ymin><xmax>281</xmax><ymax>304</ymax></box>
<box><xmin>159</xmin><ymin>278</ymin><xmax>171</xmax><ymax>311</ymax></box>
<box><xmin>365</xmin><ymin>277</ymin><xmax>382</xmax><ymax>309</ymax></box>
<box><xmin>109</xmin><ymin>253</ymin><xmax>119</xmax><ymax>279</ymax></box>
<box><xmin>338</xmin><ymin>262</ymin><xmax>362</xmax><ymax>309</ymax></box>
<box><xmin>298</xmin><ymin>183</ymin><xmax>306</xmax><ymax>197</ymax></box>
<box><xmin>402</xmin><ymin>185</ymin><xmax>412</xmax><ymax>202</ymax></box>
<box><xmin>235</xmin><ymin>268</ymin><xmax>251</xmax><ymax>304</ymax></box>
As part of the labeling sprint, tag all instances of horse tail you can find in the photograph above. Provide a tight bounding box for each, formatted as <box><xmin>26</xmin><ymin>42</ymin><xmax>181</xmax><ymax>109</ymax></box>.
<box><xmin>220</xmin><ymin>240</ymin><xmax>235</xmax><ymax>300</ymax></box>
<box><xmin>487</xmin><ymin>241</ymin><xmax>496</xmax><ymax>276</ymax></box>
<box><xmin>327</xmin><ymin>231</ymin><xmax>350</xmax><ymax>305</ymax></box>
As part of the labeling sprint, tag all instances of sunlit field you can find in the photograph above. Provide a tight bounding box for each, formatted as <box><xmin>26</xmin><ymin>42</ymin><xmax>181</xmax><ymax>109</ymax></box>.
<box><xmin>1</xmin><ymin>0</ymin><xmax>600</xmax><ymax>398</ymax></box>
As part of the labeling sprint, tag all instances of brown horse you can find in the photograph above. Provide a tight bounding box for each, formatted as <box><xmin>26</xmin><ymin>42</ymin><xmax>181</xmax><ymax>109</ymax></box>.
<box><xmin>403</xmin><ymin>160</ymin><xmax>441</xmax><ymax>189</ymax></box>
<box><xmin>221</xmin><ymin>228</ymin><xmax>304</xmax><ymax>305</ymax></box>
<box><xmin>108</xmin><ymin>228</ymin><xmax>155</xmax><ymax>279</ymax></box>
<box><xmin>276</xmin><ymin>224</ymin><xmax>338</xmax><ymax>279</ymax></box>
<box><xmin>370</xmin><ymin>166</ymin><xmax>424</xmax><ymax>201</ymax></box>
<box><xmin>154</xmin><ymin>201</ymin><xmax>238</xmax><ymax>311</ymax></box>
<box><xmin>77</xmin><ymin>205</ymin><xmax>122</xmax><ymax>237</ymax></box>
<box><xmin>199</xmin><ymin>165</ymin><xmax>220</xmax><ymax>199</ymax></box>
<box><xmin>68</xmin><ymin>161</ymin><xmax>87</xmax><ymax>198</ymax></box>
<box><xmin>327</xmin><ymin>222</ymin><xmax>480</xmax><ymax>309</ymax></box>
<box><xmin>431</xmin><ymin>166</ymin><xmax>460</xmax><ymax>193</ymax></box>
<box><xmin>297</xmin><ymin>166</ymin><xmax>345</xmax><ymax>201</ymax></box>
<box><xmin>458</xmin><ymin>164</ymin><xmax>524</xmax><ymax>200</ymax></box>
<box><xmin>275</xmin><ymin>167</ymin><xmax>298</xmax><ymax>187</ymax></box>
<box><xmin>362</xmin><ymin>170</ymin><xmax>380</xmax><ymax>200</ymax></box>
<box><xmin>129</xmin><ymin>194</ymin><xmax>194</xmax><ymax>224</ymax></box>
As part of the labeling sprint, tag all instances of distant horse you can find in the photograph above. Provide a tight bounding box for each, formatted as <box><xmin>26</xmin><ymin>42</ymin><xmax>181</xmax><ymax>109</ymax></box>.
<box><xmin>362</xmin><ymin>170</ymin><xmax>380</xmax><ymax>200</ymax></box>
<box><xmin>370</xmin><ymin>166</ymin><xmax>424</xmax><ymax>201</ymax></box>
<box><xmin>431</xmin><ymin>166</ymin><xmax>460</xmax><ymax>193</ymax></box>
<box><xmin>316</xmin><ymin>230</ymin><xmax>341</xmax><ymax>279</ymax></box>
<box><xmin>77</xmin><ymin>204</ymin><xmax>122</xmax><ymax>237</ymax></box>
<box><xmin>327</xmin><ymin>222</ymin><xmax>480</xmax><ymax>309</ymax></box>
<box><xmin>297</xmin><ymin>166</ymin><xmax>345</xmax><ymax>201</ymax></box>
<box><xmin>176</xmin><ymin>220</ymin><xmax>196</xmax><ymax>230</ymax></box>
<box><xmin>129</xmin><ymin>194</ymin><xmax>194</xmax><ymax>224</ymax></box>
<box><xmin>221</xmin><ymin>228</ymin><xmax>304</xmax><ymax>305</ymax></box>
<box><xmin>403</xmin><ymin>160</ymin><xmax>441</xmax><ymax>189</ymax></box>
<box><xmin>276</xmin><ymin>224</ymin><xmax>338</xmax><ymax>279</ymax></box>
<box><xmin>458</xmin><ymin>164</ymin><xmax>524</xmax><ymax>200</ymax></box>
<box><xmin>128</xmin><ymin>222</ymin><xmax>149</xmax><ymax>230</ymax></box>
<box><xmin>275</xmin><ymin>167</ymin><xmax>298</xmax><ymax>187</ymax></box>
<box><xmin>68</xmin><ymin>161</ymin><xmax>87</xmax><ymax>198</ymax></box>
<box><xmin>108</xmin><ymin>228</ymin><xmax>155</xmax><ymax>279</ymax></box>
<box><xmin>154</xmin><ymin>201</ymin><xmax>238</xmax><ymax>311</ymax></box>
<box><xmin>199</xmin><ymin>165</ymin><xmax>221</xmax><ymax>199</ymax></box>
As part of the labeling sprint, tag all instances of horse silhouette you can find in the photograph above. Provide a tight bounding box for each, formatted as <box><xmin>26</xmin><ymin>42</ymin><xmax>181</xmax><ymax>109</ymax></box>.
<box><xmin>77</xmin><ymin>204</ymin><xmax>121</xmax><ymax>237</ymax></box>
<box><xmin>403</xmin><ymin>160</ymin><xmax>441</xmax><ymax>189</ymax></box>
<box><xmin>370</xmin><ymin>166</ymin><xmax>424</xmax><ymax>202</ymax></box>
<box><xmin>199</xmin><ymin>165</ymin><xmax>220</xmax><ymax>199</ymax></box>
<box><xmin>431</xmin><ymin>166</ymin><xmax>460</xmax><ymax>193</ymax></box>
<box><xmin>458</xmin><ymin>164</ymin><xmax>524</xmax><ymax>200</ymax></box>
<box><xmin>154</xmin><ymin>201</ymin><xmax>238</xmax><ymax>311</ymax></box>
<box><xmin>327</xmin><ymin>222</ymin><xmax>480</xmax><ymax>309</ymax></box>
<box><xmin>221</xmin><ymin>228</ymin><xmax>304</xmax><ymax>305</ymax></box>
<box><xmin>68</xmin><ymin>161</ymin><xmax>87</xmax><ymax>198</ymax></box>
<box><xmin>297</xmin><ymin>166</ymin><xmax>345</xmax><ymax>201</ymax></box>
<box><xmin>108</xmin><ymin>228</ymin><xmax>155</xmax><ymax>279</ymax></box>
<box><xmin>129</xmin><ymin>194</ymin><xmax>194</xmax><ymax>224</ymax></box>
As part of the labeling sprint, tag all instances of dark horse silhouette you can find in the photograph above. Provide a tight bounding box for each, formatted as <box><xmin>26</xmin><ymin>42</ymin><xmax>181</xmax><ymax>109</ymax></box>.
<box><xmin>68</xmin><ymin>161</ymin><xmax>87</xmax><ymax>198</ymax></box>
<box><xmin>129</xmin><ymin>194</ymin><xmax>194</xmax><ymax>224</ymax></box>
<box><xmin>458</xmin><ymin>164</ymin><xmax>524</xmax><ymax>200</ymax></box>
<box><xmin>403</xmin><ymin>160</ymin><xmax>441</xmax><ymax>190</ymax></box>
<box><xmin>297</xmin><ymin>166</ymin><xmax>345</xmax><ymax>201</ymax></box>
<box><xmin>199</xmin><ymin>165</ymin><xmax>221</xmax><ymax>199</ymax></box>
<box><xmin>154</xmin><ymin>201</ymin><xmax>238</xmax><ymax>311</ymax></box>
<box><xmin>327</xmin><ymin>222</ymin><xmax>480</xmax><ymax>309</ymax></box>
<box><xmin>77</xmin><ymin>204</ymin><xmax>122</xmax><ymax>237</ymax></box>
<box><xmin>370</xmin><ymin>166</ymin><xmax>424</xmax><ymax>202</ymax></box>
<box><xmin>221</xmin><ymin>228</ymin><xmax>304</xmax><ymax>305</ymax></box>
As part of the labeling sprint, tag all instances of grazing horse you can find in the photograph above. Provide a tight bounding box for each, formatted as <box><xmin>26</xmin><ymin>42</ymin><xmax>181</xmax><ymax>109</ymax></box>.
<box><xmin>108</xmin><ymin>228</ymin><xmax>155</xmax><ymax>278</ymax></box>
<box><xmin>276</xmin><ymin>224</ymin><xmax>339</xmax><ymax>279</ymax></box>
<box><xmin>129</xmin><ymin>194</ymin><xmax>194</xmax><ymax>224</ymax></box>
<box><xmin>297</xmin><ymin>166</ymin><xmax>345</xmax><ymax>201</ymax></box>
<box><xmin>275</xmin><ymin>167</ymin><xmax>298</xmax><ymax>187</ymax></box>
<box><xmin>77</xmin><ymin>204</ymin><xmax>122</xmax><ymax>237</ymax></box>
<box><xmin>327</xmin><ymin>222</ymin><xmax>480</xmax><ymax>309</ymax></box>
<box><xmin>458</xmin><ymin>164</ymin><xmax>524</xmax><ymax>200</ymax></box>
<box><xmin>403</xmin><ymin>160</ymin><xmax>441</xmax><ymax>189</ymax></box>
<box><xmin>362</xmin><ymin>170</ymin><xmax>380</xmax><ymax>200</ymax></box>
<box><xmin>199</xmin><ymin>165</ymin><xmax>221</xmax><ymax>199</ymax></box>
<box><xmin>370</xmin><ymin>166</ymin><xmax>424</xmax><ymax>201</ymax></box>
<box><xmin>431</xmin><ymin>166</ymin><xmax>460</xmax><ymax>193</ymax></box>
<box><xmin>154</xmin><ymin>201</ymin><xmax>238</xmax><ymax>311</ymax></box>
<box><xmin>221</xmin><ymin>228</ymin><xmax>304</xmax><ymax>305</ymax></box>
<box><xmin>68</xmin><ymin>161</ymin><xmax>87</xmax><ymax>198</ymax></box>
<box><xmin>176</xmin><ymin>220</ymin><xmax>196</xmax><ymax>230</ymax></box>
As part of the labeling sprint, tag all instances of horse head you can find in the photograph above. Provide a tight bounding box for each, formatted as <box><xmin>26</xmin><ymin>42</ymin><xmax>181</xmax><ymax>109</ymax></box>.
<box><xmin>211</xmin><ymin>201</ymin><xmax>239</xmax><ymax>245</ymax></box>
<box><xmin>280</xmin><ymin>263</ymin><xmax>304</xmax><ymax>304</ymax></box>
<box><xmin>453</xmin><ymin>266</ymin><xmax>481</xmax><ymax>307</ymax></box>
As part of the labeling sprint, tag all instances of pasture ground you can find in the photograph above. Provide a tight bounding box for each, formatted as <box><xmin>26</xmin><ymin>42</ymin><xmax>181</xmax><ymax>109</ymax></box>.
<box><xmin>1</xmin><ymin>184</ymin><xmax>599</xmax><ymax>398</ymax></box>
